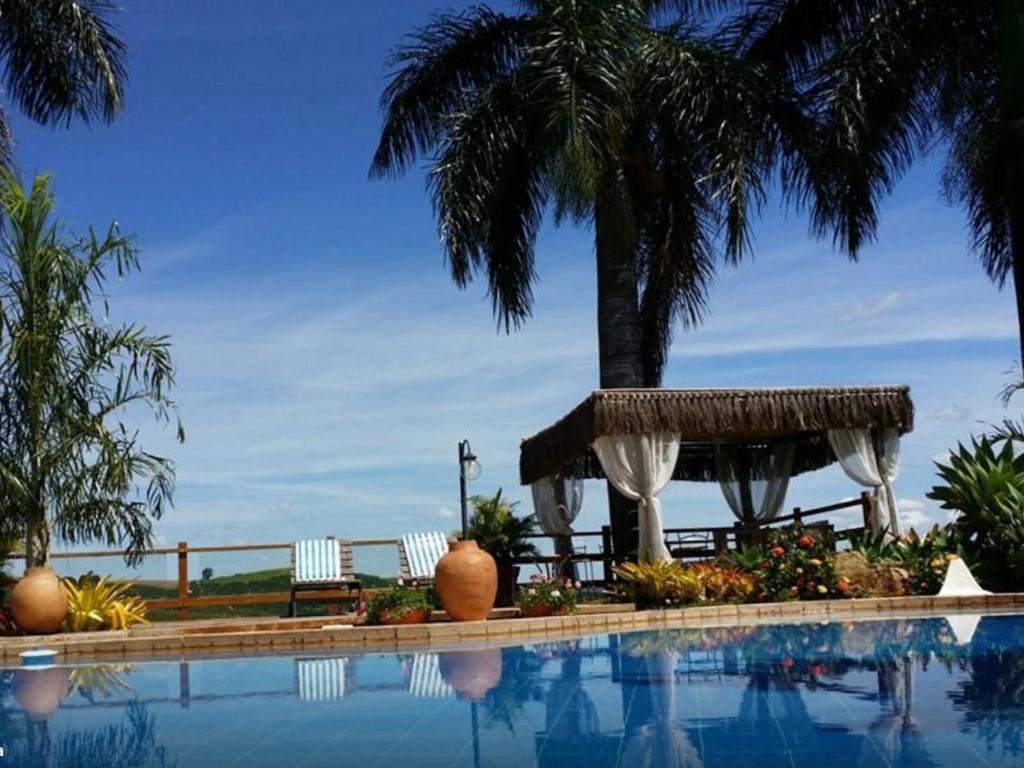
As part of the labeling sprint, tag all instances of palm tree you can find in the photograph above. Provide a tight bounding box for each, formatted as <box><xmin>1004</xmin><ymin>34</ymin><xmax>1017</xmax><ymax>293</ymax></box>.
<box><xmin>0</xmin><ymin>171</ymin><xmax>183</xmax><ymax>567</ymax></box>
<box><xmin>0</xmin><ymin>0</ymin><xmax>127</xmax><ymax>161</ymax></box>
<box><xmin>734</xmin><ymin>0</ymin><xmax>1024</xmax><ymax>363</ymax></box>
<box><xmin>370</xmin><ymin>0</ymin><xmax>805</xmax><ymax>558</ymax></box>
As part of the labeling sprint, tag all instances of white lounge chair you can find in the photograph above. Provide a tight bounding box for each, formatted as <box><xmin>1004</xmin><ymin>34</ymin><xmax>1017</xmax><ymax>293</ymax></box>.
<box><xmin>289</xmin><ymin>537</ymin><xmax>361</xmax><ymax>617</ymax></box>
<box><xmin>295</xmin><ymin>657</ymin><xmax>351</xmax><ymax>701</ymax></box>
<box><xmin>397</xmin><ymin>531</ymin><xmax>449</xmax><ymax>584</ymax></box>
<box><xmin>406</xmin><ymin>653</ymin><xmax>454</xmax><ymax>699</ymax></box>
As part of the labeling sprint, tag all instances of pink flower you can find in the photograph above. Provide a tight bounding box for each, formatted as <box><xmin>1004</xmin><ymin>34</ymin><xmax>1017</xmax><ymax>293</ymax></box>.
<box><xmin>574</xmin><ymin>581</ymin><xmax>582</xmax><ymax>589</ymax></box>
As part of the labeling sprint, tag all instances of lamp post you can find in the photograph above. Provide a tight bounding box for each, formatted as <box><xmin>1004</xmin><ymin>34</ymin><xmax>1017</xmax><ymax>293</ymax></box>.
<box><xmin>458</xmin><ymin>439</ymin><xmax>481</xmax><ymax>539</ymax></box>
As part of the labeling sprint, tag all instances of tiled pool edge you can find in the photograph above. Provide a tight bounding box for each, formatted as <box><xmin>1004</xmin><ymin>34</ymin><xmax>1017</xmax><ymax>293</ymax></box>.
<box><xmin>3</xmin><ymin>593</ymin><xmax>1021</xmax><ymax>661</ymax></box>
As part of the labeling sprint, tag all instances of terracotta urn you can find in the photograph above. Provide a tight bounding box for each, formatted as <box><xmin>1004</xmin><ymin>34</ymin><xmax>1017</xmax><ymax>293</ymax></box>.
<box><xmin>438</xmin><ymin>649</ymin><xmax>502</xmax><ymax>701</ymax></box>
<box><xmin>434</xmin><ymin>540</ymin><xmax>497</xmax><ymax>622</ymax></box>
<box><xmin>12</xmin><ymin>667</ymin><xmax>69</xmax><ymax>722</ymax></box>
<box><xmin>12</xmin><ymin>567</ymin><xmax>68</xmax><ymax>635</ymax></box>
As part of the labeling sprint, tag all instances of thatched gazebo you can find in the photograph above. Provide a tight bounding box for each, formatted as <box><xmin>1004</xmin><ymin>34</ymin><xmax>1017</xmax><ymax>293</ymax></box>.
<box><xmin>520</xmin><ymin>386</ymin><xmax>914</xmax><ymax>562</ymax></box>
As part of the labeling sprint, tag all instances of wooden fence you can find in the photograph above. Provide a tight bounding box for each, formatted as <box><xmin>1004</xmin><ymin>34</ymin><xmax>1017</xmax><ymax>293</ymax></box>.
<box><xmin>10</xmin><ymin>493</ymin><xmax>875</xmax><ymax>620</ymax></box>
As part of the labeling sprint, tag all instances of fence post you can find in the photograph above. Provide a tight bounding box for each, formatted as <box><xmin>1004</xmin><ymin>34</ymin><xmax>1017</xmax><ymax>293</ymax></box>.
<box><xmin>860</xmin><ymin>491</ymin><xmax>875</xmax><ymax>529</ymax></box>
<box><xmin>177</xmin><ymin>541</ymin><xmax>189</xmax><ymax>621</ymax></box>
<box><xmin>792</xmin><ymin>506</ymin><xmax>802</xmax><ymax>525</ymax></box>
<box><xmin>601</xmin><ymin>525</ymin><xmax>613</xmax><ymax>583</ymax></box>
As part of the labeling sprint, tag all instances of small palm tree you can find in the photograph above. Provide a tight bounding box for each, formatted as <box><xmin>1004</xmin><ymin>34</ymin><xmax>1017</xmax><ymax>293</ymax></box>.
<box><xmin>0</xmin><ymin>0</ymin><xmax>127</xmax><ymax>160</ymax></box>
<box><xmin>466</xmin><ymin>488</ymin><xmax>539</xmax><ymax>565</ymax></box>
<box><xmin>0</xmin><ymin>171</ymin><xmax>183</xmax><ymax>567</ymax></box>
<box><xmin>736</xmin><ymin>0</ymin><xmax>1024</xmax><ymax>363</ymax></box>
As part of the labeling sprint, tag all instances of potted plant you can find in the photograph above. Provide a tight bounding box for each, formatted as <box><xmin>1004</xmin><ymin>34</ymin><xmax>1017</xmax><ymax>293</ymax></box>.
<box><xmin>516</xmin><ymin>574</ymin><xmax>579</xmax><ymax>617</ymax></box>
<box><xmin>0</xmin><ymin>173</ymin><xmax>182</xmax><ymax>634</ymax></box>
<box><xmin>466</xmin><ymin>489</ymin><xmax>539</xmax><ymax>607</ymax></box>
<box><xmin>365</xmin><ymin>583</ymin><xmax>434</xmax><ymax>625</ymax></box>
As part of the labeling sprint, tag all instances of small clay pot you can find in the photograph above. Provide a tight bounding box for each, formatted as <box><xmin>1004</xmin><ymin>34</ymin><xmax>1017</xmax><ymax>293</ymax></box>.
<box><xmin>438</xmin><ymin>649</ymin><xmax>502</xmax><ymax>701</ymax></box>
<box><xmin>435</xmin><ymin>540</ymin><xmax>497</xmax><ymax>622</ymax></box>
<box><xmin>519</xmin><ymin>603</ymin><xmax>554</xmax><ymax>618</ymax></box>
<box><xmin>13</xmin><ymin>667</ymin><xmax>69</xmax><ymax>722</ymax></box>
<box><xmin>378</xmin><ymin>609</ymin><xmax>432</xmax><ymax>625</ymax></box>
<box><xmin>12</xmin><ymin>567</ymin><xmax>68</xmax><ymax>635</ymax></box>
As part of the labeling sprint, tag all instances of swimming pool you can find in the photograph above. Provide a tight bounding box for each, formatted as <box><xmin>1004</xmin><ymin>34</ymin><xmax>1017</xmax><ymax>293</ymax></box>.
<box><xmin>2</xmin><ymin>612</ymin><xmax>1023</xmax><ymax>767</ymax></box>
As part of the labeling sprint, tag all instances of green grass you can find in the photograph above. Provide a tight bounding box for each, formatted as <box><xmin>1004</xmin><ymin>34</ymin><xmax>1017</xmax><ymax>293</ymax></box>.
<box><xmin>131</xmin><ymin>568</ymin><xmax>394</xmax><ymax>622</ymax></box>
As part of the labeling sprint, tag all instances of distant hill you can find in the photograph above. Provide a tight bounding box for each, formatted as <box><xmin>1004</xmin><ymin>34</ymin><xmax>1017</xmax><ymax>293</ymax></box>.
<box><xmin>131</xmin><ymin>567</ymin><xmax>393</xmax><ymax>621</ymax></box>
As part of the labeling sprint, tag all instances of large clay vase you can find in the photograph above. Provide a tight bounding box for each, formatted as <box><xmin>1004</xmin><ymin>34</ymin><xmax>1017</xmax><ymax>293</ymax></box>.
<box><xmin>438</xmin><ymin>649</ymin><xmax>502</xmax><ymax>701</ymax></box>
<box><xmin>13</xmin><ymin>667</ymin><xmax>69</xmax><ymax>722</ymax></box>
<box><xmin>12</xmin><ymin>567</ymin><xmax>68</xmax><ymax>635</ymax></box>
<box><xmin>434</xmin><ymin>540</ymin><xmax>497</xmax><ymax>622</ymax></box>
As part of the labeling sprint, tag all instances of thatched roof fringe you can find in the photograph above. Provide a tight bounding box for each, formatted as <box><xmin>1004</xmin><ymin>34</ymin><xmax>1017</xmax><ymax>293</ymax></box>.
<box><xmin>519</xmin><ymin>386</ymin><xmax>914</xmax><ymax>484</ymax></box>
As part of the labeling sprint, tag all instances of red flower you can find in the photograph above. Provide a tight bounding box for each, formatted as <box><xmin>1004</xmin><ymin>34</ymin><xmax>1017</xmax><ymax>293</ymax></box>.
<box><xmin>759</xmin><ymin>561</ymin><xmax>770</xmax><ymax>571</ymax></box>
<box><xmin>781</xmin><ymin>658</ymin><xmax>795</xmax><ymax>669</ymax></box>
<box><xmin>810</xmin><ymin>664</ymin><xmax>825</xmax><ymax>676</ymax></box>
<box><xmin>770</xmin><ymin>546</ymin><xmax>785</xmax><ymax>557</ymax></box>
<box><xmin>836</xmin><ymin>580</ymin><xmax>850</xmax><ymax>594</ymax></box>
<box><xmin>797</xmin><ymin>535</ymin><xmax>814</xmax><ymax>550</ymax></box>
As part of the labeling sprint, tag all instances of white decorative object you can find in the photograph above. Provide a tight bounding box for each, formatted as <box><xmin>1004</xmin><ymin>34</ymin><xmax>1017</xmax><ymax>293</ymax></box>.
<box><xmin>937</xmin><ymin>558</ymin><xmax>990</xmax><ymax>597</ymax></box>
<box><xmin>944</xmin><ymin>614</ymin><xmax>982</xmax><ymax>646</ymax></box>
<box><xmin>592</xmin><ymin>432</ymin><xmax>680</xmax><ymax>562</ymax></box>
<box><xmin>828</xmin><ymin>428</ymin><xmax>902</xmax><ymax>534</ymax></box>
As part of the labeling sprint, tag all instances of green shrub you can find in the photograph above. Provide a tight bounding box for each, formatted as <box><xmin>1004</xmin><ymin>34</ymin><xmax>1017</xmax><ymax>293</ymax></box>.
<box><xmin>927</xmin><ymin>437</ymin><xmax>1024</xmax><ymax>590</ymax></box>
<box><xmin>465</xmin><ymin>489</ymin><xmax>539</xmax><ymax>565</ymax></box>
<box><xmin>365</xmin><ymin>585</ymin><xmax>433</xmax><ymax>625</ymax></box>
<box><xmin>756</xmin><ymin>525</ymin><xmax>846</xmax><ymax>601</ymax></box>
<box><xmin>517</xmin><ymin>574</ymin><xmax>579</xmax><ymax>614</ymax></box>
<box><xmin>613</xmin><ymin>560</ymin><xmax>702</xmax><ymax>608</ymax></box>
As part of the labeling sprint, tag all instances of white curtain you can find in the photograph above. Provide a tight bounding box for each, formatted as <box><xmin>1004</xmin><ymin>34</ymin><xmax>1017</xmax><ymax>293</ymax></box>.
<box><xmin>530</xmin><ymin>475</ymin><xmax>583</xmax><ymax>536</ymax></box>
<box><xmin>827</xmin><ymin>428</ymin><xmax>902</xmax><ymax>535</ymax></box>
<box><xmin>714</xmin><ymin>442</ymin><xmax>795</xmax><ymax>523</ymax></box>
<box><xmin>592</xmin><ymin>432</ymin><xmax>680</xmax><ymax>563</ymax></box>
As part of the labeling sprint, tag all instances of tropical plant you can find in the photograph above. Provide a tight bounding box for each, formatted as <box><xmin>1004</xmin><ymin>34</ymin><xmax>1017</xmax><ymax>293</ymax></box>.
<box><xmin>688</xmin><ymin>562</ymin><xmax>757</xmax><ymax>604</ymax></box>
<box><xmin>736</xmin><ymin>0</ymin><xmax>1024</xmax><ymax>363</ymax></box>
<box><xmin>63</xmin><ymin>573</ymin><xmax>149</xmax><ymax>631</ymax></box>
<box><xmin>927</xmin><ymin>436</ymin><xmax>1024</xmax><ymax>590</ymax></box>
<box><xmin>365</xmin><ymin>584</ymin><xmax>434</xmax><ymax>625</ymax></box>
<box><xmin>612</xmin><ymin>560</ymin><xmax>702</xmax><ymax>608</ymax></box>
<box><xmin>0</xmin><ymin>0</ymin><xmax>127</xmax><ymax>162</ymax></box>
<box><xmin>0</xmin><ymin>172</ymin><xmax>183</xmax><ymax>566</ymax></box>
<box><xmin>517</xmin><ymin>573</ymin><xmax>579</xmax><ymax>614</ymax></box>
<box><xmin>66</xmin><ymin>663</ymin><xmax>133</xmax><ymax>702</ymax></box>
<box><xmin>466</xmin><ymin>488</ymin><xmax>539</xmax><ymax>565</ymax></box>
<box><xmin>846</xmin><ymin>526</ymin><xmax>901</xmax><ymax>564</ymax></box>
<box><xmin>754</xmin><ymin>524</ymin><xmax>846</xmax><ymax>602</ymax></box>
<box><xmin>370</xmin><ymin>1</ymin><xmax>811</xmax><ymax>558</ymax></box>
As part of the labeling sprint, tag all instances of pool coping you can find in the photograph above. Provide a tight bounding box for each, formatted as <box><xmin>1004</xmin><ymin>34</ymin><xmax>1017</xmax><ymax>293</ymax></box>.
<box><xmin>3</xmin><ymin>593</ymin><xmax>1020</xmax><ymax>662</ymax></box>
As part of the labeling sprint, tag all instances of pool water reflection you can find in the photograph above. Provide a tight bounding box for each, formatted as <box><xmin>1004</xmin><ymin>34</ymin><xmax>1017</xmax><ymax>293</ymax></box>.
<box><xmin>2</xmin><ymin>613</ymin><xmax>1024</xmax><ymax>767</ymax></box>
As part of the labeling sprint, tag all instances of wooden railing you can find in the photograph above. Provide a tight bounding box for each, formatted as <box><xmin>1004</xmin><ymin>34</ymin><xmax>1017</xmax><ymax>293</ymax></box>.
<box><xmin>10</xmin><ymin>493</ymin><xmax>875</xmax><ymax>620</ymax></box>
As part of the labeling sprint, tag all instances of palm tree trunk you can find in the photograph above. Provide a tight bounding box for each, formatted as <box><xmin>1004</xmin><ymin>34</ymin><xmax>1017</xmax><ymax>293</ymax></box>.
<box><xmin>595</xmin><ymin>179</ymin><xmax>645</xmax><ymax>562</ymax></box>
<box><xmin>997</xmin><ymin>0</ymin><xmax>1024</xmax><ymax>365</ymax></box>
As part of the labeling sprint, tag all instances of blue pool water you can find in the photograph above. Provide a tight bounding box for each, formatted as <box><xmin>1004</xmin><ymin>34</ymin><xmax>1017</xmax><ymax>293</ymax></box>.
<box><xmin>3</xmin><ymin>613</ymin><xmax>1024</xmax><ymax>767</ymax></box>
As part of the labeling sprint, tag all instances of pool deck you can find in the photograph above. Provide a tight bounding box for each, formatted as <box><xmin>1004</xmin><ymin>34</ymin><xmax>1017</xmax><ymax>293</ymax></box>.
<box><xmin>3</xmin><ymin>593</ymin><xmax>1020</xmax><ymax>662</ymax></box>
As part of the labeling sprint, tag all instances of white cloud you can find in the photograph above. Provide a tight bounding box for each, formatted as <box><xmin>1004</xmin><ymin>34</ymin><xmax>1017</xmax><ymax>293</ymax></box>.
<box><xmin>840</xmin><ymin>291</ymin><xmax>903</xmax><ymax>324</ymax></box>
<box><xmin>438</xmin><ymin>506</ymin><xmax>456</xmax><ymax>519</ymax></box>
<box><xmin>930</xmin><ymin>404</ymin><xmax>972</xmax><ymax>423</ymax></box>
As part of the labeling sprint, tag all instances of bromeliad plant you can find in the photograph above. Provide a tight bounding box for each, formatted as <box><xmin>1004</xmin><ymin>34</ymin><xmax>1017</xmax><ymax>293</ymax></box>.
<box><xmin>0</xmin><ymin>172</ymin><xmax>184</xmax><ymax>567</ymax></box>
<box><xmin>517</xmin><ymin>574</ymin><xmax>579</xmax><ymax>616</ymax></box>
<box><xmin>63</xmin><ymin>573</ymin><xmax>149</xmax><ymax>631</ymax></box>
<box><xmin>613</xmin><ymin>560</ymin><xmax>702</xmax><ymax>609</ymax></box>
<box><xmin>365</xmin><ymin>583</ymin><xmax>434</xmax><ymax>625</ymax></box>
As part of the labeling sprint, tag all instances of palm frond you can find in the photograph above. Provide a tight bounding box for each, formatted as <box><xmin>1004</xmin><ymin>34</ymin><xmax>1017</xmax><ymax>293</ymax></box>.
<box><xmin>370</xmin><ymin>6</ymin><xmax>527</xmax><ymax>177</ymax></box>
<box><xmin>429</xmin><ymin>79</ymin><xmax>546</xmax><ymax>330</ymax></box>
<box><xmin>0</xmin><ymin>0</ymin><xmax>127</xmax><ymax>126</ymax></box>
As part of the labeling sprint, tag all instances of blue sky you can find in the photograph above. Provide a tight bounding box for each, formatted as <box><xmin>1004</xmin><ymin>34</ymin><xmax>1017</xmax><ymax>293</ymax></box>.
<box><xmin>10</xmin><ymin>1</ymin><xmax>1019</xmax><ymax>578</ymax></box>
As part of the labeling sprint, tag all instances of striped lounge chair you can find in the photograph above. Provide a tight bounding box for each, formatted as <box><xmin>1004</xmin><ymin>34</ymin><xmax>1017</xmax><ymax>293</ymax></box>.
<box><xmin>397</xmin><ymin>531</ymin><xmax>450</xmax><ymax>584</ymax></box>
<box><xmin>289</xmin><ymin>537</ymin><xmax>361</xmax><ymax>617</ymax></box>
<box><xmin>295</xmin><ymin>656</ymin><xmax>352</xmax><ymax>701</ymax></box>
